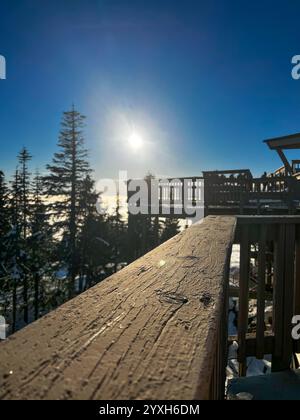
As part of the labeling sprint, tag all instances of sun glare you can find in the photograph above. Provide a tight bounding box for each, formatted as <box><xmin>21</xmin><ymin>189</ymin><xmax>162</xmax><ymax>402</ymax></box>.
<box><xmin>128</xmin><ymin>132</ymin><xmax>143</xmax><ymax>151</ymax></box>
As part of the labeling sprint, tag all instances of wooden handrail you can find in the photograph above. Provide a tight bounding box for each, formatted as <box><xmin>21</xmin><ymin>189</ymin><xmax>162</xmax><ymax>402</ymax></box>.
<box><xmin>0</xmin><ymin>216</ymin><xmax>236</xmax><ymax>400</ymax></box>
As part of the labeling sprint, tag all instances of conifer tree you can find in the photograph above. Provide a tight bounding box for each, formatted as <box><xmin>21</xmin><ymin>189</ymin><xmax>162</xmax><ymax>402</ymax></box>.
<box><xmin>0</xmin><ymin>170</ymin><xmax>9</xmax><ymax>268</ymax></box>
<box><xmin>0</xmin><ymin>170</ymin><xmax>10</xmax><ymax>319</ymax></box>
<box><xmin>45</xmin><ymin>107</ymin><xmax>91</xmax><ymax>297</ymax></box>
<box><xmin>160</xmin><ymin>218</ymin><xmax>181</xmax><ymax>243</ymax></box>
<box><xmin>18</xmin><ymin>148</ymin><xmax>32</xmax><ymax>240</ymax></box>
<box><xmin>17</xmin><ymin>147</ymin><xmax>32</xmax><ymax>324</ymax></box>
<box><xmin>29</xmin><ymin>171</ymin><xmax>52</xmax><ymax>319</ymax></box>
<box><xmin>0</xmin><ymin>170</ymin><xmax>8</xmax><ymax>226</ymax></box>
<box><xmin>7</xmin><ymin>169</ymin><xmax>23</xmax><ymax>332</ymax></box>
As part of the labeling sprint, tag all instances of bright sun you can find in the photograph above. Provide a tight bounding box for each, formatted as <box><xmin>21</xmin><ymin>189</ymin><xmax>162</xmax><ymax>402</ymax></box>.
<box><xmin>128</xmin><ymin>132</ymin><xmax>143</xmax><ymax>151</ymax></box>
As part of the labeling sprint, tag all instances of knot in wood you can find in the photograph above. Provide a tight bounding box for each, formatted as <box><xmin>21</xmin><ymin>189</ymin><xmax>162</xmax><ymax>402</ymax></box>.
<box><xmin>200</xmin><ymin>292</ymin><xmax>213</xmax><ymax>307</ymax></box>
<box><xmin>156</xmin><ymin>290</ymin><xmax>188</xmax><ymax>305</ymax></box>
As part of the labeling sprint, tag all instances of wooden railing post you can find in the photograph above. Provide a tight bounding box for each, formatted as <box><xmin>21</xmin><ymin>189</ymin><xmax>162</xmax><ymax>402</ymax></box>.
<box><xmin>294</xmin><ymin>225</ymin><xmax>300</xmax><ymax>354</ymax></box>
<box><xmin>238</xmin><ymin>225</ymin><xmax>250</xmax><ymax>376</ymax></box>
<box><xmin>256</xmin><ymin>225</ymin><xmax>267</xmax><ymax>360</ymax></box>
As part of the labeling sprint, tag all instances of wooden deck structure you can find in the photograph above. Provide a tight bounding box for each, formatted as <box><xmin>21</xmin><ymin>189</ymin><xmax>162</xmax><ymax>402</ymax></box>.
<box><xmin>203</xmin><ymin>171</ymin><xmax>300</xmax><ymax>216</ymax></box>
<box><xmin>204</xmin><ymin>134</ymin><xmax>300</xmax><ymax>214</ymax></box>
<box><xmin>127</xmin><ymin>134</ymin><xmax>300</xmax><ymax>260</ymax></box>
<box><xmin>264</xmin><ymin>133</ymin><xmax>300</xmax><ymax>176</ymax></box>
<box><xmin>0</xmin><ymin>214</ymin><xmax>300</xmax><ymax>400</ymax></box>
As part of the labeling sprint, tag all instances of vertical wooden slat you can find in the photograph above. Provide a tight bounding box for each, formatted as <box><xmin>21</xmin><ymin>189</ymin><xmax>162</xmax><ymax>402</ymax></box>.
<box><xmin>238</xmin><ymin>225</ymin><xmax>250</xmax><ymax>376</ymax></box>
<box><xmin>216</xmin><ymin>335</ymin><xmax>220</xmax><ymax>399</ymax></box>
<box><xmin>220</xmin><ymin>272</ymin><xmax>230</xmax><ymax>400</ymax></box>
<box><xmin>192</xmin><ymin>179</ymin><xmax>196</xmax><ymax>205</ymax></box>
<box><xmin>282</xmin><ymin>223</ymin><xmax>296</xmax><ymax>369</ymax></box>
<box><xmin>256</xmin><ymin>225</ymin><xmax>267</xmax><ymax>359</ymax></box>
<box><xmin>273</xmin><ymin>224</ymin><xmax>285</xmax><ymax>372</ymax></box>
<box><xmin>266</xmin><ymin>241</ymin><xmax>273</xmax><ymax>290</ymax></box>
<box><xmin>295</xmin><ymin>225</ymin><xmax>300</xmax><ymax>353</ymax></box>
<box><xmin>170</xmin><ymin>182</ymin><xmax>174</xmax><ymax>213</ymax></box>
<box><xmin>210</xmin><ymin>261</ymin><xmax>230</xmax><ymax>400</ymax></box>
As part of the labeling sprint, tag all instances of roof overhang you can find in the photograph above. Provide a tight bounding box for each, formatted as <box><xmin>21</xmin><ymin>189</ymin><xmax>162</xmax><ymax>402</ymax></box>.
<box><xmin>264</xmin><ymin>133</ymin><xmax>300</xmax><ymax>150</ymax></box>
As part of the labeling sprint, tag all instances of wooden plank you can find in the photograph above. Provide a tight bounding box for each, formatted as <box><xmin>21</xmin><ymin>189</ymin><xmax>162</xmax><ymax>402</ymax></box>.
<box><xmin>282</xmin><ymin>224</ymin><xmax>296</xmax><ymax>369</ymax></box>
<box><xmin>0</xmin><ymin>216</ymin><xmax>236</xmax><ymax>401</ymax></box>
<box><xmin>256</xmin><ymin>225</ymin><xmax>267</xmax><ymax>359</ymax></box>
<box><xmin>238</xmin><ymin>225</ymin><xmax>250</xmax><ymax>376</ymax></box>
<box><xmin>273</xmin><ymin>224</ymin><xmax>286</xmax><ymax>372</ymax></box>
<box><xmin>211</xmin><ymin>252</ymin><xmax>230</xmax><ymax>400</ymax></box>
<box><xmin>295</xmin><ymin>225</ymin><xmax>300</xmax><ymax>311</ymax></box>
<box><xmin>219</xmin><ymin>255</ymin><xmax>230</xmax><ymax>400</ymax></box>
<box><xmin>295</xmin><ymin>226</ymin><xmax>300</xmax><ymax>353</ymax></box>
<box><xmin>276</xmin><ymin>148</ymin><xmax>294</xmax><ymax>177</ymax></box>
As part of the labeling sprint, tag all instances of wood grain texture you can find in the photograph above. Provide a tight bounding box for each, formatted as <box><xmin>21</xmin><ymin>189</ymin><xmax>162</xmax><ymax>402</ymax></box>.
<box><xmin>0</xmin><ymin>216</ymin><xmax>235</xmax><ymax>400</ymax></box>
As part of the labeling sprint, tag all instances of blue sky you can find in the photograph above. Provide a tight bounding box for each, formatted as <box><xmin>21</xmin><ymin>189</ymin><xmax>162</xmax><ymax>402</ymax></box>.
<box><xmin>1</xmin><ymin>0</ymin><xmax>300</xmax><ymax>180</ymax></box>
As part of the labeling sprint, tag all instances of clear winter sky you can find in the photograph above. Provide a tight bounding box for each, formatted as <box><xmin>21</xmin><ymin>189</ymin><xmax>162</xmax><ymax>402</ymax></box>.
<box><xmin>1</xmin><ymin>0</ymin><xmax>300</xmax><ymax>181</ymax></box>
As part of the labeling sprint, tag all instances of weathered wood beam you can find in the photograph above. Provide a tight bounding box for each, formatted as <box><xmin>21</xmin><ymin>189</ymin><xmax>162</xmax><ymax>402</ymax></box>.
<box><xmin>276</xmin><ymin>148</ymin><xmax>294</xmax><ymax>176</ymax></box>
<box><xmin>0</xmin><ymin>216</ymin><xmax>236</xmax><ymax>400</ymax></box>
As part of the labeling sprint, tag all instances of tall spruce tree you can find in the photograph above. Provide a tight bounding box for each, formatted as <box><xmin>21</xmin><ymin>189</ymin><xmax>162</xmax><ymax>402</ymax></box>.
<box><xmin>17</xmin><ymin>148</ymin><xmax>32</xmax><ymax>324</ymax></box>
<box><xmin>0</xmin><ymin>170</ymin><xmax>9</xmax><ymax>231</ymax></box>
<box><xmin>18</xmin><ymin>148</ymin><xmax>32</xmax><ymax>240</ymax></box>
<box><xmin>0</xmin><ymin>170</ymin><xmax>10</xmax><ymax>318</ymax></box>
<box><xmin>29</xmin><ymin>171</ymin><xmax>52</xmax><ymax>319</ymax></box>
<box><xmin>0</xmin><ymin>170</ymin><xmax>9</xmax><ymax>269</ymax></box>
<box><xmin>8</xmin><ymin>169</ymin><xmax>23</xmax><ymax>332</ymax></box>
<box><xmin>45</xmin><ymin>107</ymin><xmax>91</xmax><ymax>297</ymax></box>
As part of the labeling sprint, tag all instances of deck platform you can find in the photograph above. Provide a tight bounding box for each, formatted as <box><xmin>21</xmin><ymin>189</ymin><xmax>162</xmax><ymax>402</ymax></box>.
<box><xmin>228</xmin><ymin>370</ymin><xmax>300</xmax><ymax>400</ymax></box>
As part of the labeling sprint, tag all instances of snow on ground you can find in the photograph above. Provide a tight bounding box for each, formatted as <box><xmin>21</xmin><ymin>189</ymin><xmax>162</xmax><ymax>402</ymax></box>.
<box><xmin>227</xmin><ymin>301</ymin><xmax>272</xmax><ymax>380</ymax></box>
